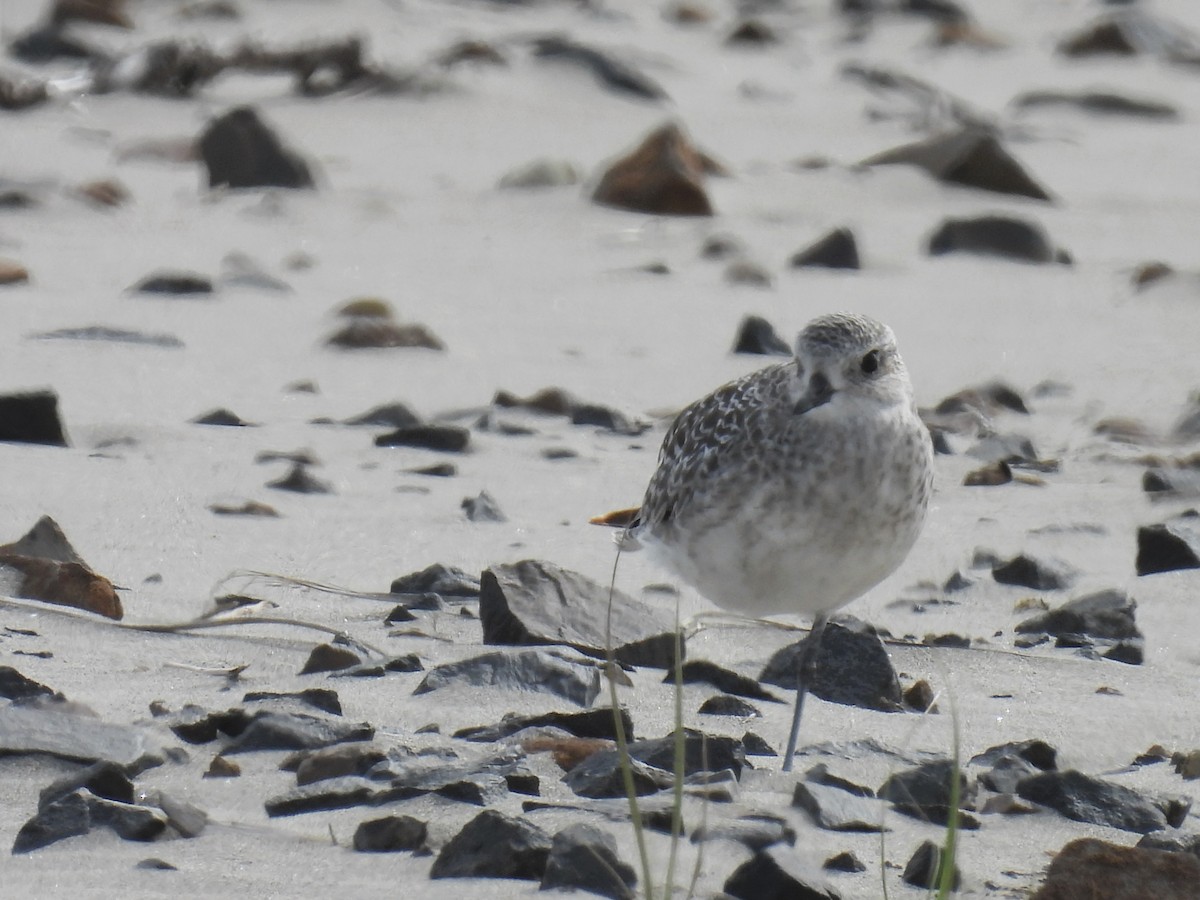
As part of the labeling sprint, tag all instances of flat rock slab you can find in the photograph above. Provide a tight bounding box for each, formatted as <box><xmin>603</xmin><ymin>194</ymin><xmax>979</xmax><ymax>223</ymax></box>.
<box><xmin>792</xmin><ymin>781</ymin><xmax>889</xmax><ymax>832</ymax></box>
<box><xmin>1017</xmin><ymin>769</ymin><xmax>1174</xmax><ymax>834</ymax></box>
<box><xmin>222</xmin><ymin>711</ymin><xmax>374</xmax><ymax>753</ymax></box>
<box><xmin>480</xmin><ymin>559</ymin><xmax>679</xmax><ymax>669</ymax></box>
<box><xmin>414</xmin><ymin>648</ymin><xmax>602</xmax><ymax>707</ymax></box>
<box><xmin>0</xmin><ymin>705</ymin><xmax>171</xmax><ymax>774</ymax></box>
<box><xmin>1031</xmin><ymin>837</ymin><xmax>1200</xmax><ymax>900</ymax></box>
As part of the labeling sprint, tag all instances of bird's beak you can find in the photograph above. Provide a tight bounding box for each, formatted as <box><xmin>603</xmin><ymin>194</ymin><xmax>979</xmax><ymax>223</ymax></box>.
<box><xmin>793</xmin><ymin>371</ymin><xmax>834</xmax><ymax>415</ymax></box>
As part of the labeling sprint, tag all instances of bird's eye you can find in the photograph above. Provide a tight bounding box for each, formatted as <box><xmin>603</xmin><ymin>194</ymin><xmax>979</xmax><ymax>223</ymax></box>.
<box><xmin>860</xmin><ymin>349</ymin><xmax>881</xmax><ymax>375</ymax></box>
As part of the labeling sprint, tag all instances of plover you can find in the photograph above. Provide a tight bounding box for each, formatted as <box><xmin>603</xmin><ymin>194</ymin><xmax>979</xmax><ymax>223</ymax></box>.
<box><xmin>600</xmin><ymin>312</ymin><xmax>933</xmax><ymax>771</ymax></box>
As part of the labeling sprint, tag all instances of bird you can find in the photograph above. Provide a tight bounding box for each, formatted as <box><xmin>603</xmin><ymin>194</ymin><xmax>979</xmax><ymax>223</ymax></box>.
<box><xmin>595</xmin><ymin>312</ymin><xmax>933</xmax><ymax>771</ymax></box>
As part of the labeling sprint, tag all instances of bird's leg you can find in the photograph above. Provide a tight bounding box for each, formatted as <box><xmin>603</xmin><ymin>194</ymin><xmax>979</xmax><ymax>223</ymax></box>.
<box><xmin>781</xmin><ymin>612</ymin><xmax>830</xmax><ymax>773</ymax></box>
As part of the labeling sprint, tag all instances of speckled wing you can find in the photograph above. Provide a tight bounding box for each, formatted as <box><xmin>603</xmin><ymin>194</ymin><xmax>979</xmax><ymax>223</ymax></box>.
<box><xmin>626</xmin><ymin>361</ymin><xmax>794</xmax><ymax>546</ymax></box>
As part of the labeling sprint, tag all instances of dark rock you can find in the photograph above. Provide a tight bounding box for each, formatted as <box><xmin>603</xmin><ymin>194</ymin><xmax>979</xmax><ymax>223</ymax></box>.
<box><xmin>268</xmin><ymin>463</ymin><xmax>332</xmax><ymax>494</ymax></box>
<box><xmin>293</xmin><ymin>744</ymin><xmax>387</xmax><ymax>785</ymax></box>
<box><xmin>670</xmin><ymin>659</ymin><xmax>783</xmax><ymax>702</ymax></box>
<box><xmin>1143</xmin><ymin>468</ymin><xmax>1200</xmax><ymax>498</ymax></box>
<box><xmin>454</xmin><ymin>707</ymin><xmax>632</xmax><ymax>742</ymax></box>
<box><xmin>11</xmin><ymin>25</ymin><xmax>103</xmax><ymax>64</ymax></box>
<box><xmin>732</xmin><ymin>314</ymin><xmax>791</xmax><ymax>356</ymax></box>
<box><xmin>222</xmin><ymin>711</ymin><xmax>373</xmax><ymax>754</ymax></box>
<box><xmin>145</xmin><ymin>790</ymin><xmax>207</xmax><ymax>837</ymax></box>
<box><xmin>628</xmin><ymin>730</ymin><xmax>745</xmax><ymax>779</ymax></box>
<box><xmin>1055</xmin><ymin>10</ymin><xmax>1198</xmax><ymax>60</ymax></box>
<box><xmin>391</xmin><ymin>563</ymin><xmax>480</xmax><ymax>597</ymax></box>
<box><xmin>724</xmin><ymin>847</ymin><xmax>841</xmax><ymax>900</ymax></box>
<box><xmin>375</xmin><ymin>424</ymin><xmax>470</xmax><ymax>452</ymax></box>
<box><xmin>1014</xmin><ymin>89</ymin><xmax>1178</xmax><ymax>120</ymax></box>
<box><xmin>385</xmin><ymin>605</ymin><xmax>416</xmax><ymax>623</ymax></box>
<box><xmin>0</xmin><ymin>390</ymin><xmax>68</xmax><ymax>447</ymax></box>
<box><xmin>727</xmin><ymin>19</ymin><xmax>778</xmax><ymax>46</ymax></box>
<box><xmin>1137</xmin><ymin>513</ymin><xmax>1200</xmax><ymax>575</ymax></box>
<box><xmin>430</xmin><ymin>809</ymin><xmax>552</xmax><ymax>880</ymax></box>
<box><xmin>135</xmin><ymin>857</ymin><xmax>178</xmax><ymax>870</ymax></box>
<box><xmin>760</xmin><ymin>618</ymin><xmax>902</xmax><ymax>711</ymax></box>
<box><xmin>862</xmin><ymin>126</ymin><xmax>1052</xmax><ymax>201</ymax></box>
<box><xmin>335</xmin><ymin>653</ymin><xmax>424</xmax><ymax>677</ymax></box>
<box><xmin>480</xmin><ymin>560</ymin><xmax>678</xmax><ymax>669</ymax></box>
<box><xmin>462</xmin><ymin>490</ymin><xmax>506</xmax><ymax>522</ymax></box>
<box><xmin>408</xmin><ymin>462</ymin><xmax>457</xmax><ymax>477</ymax></box>
<box><xmin>541</xmin><ymin>823</ymin><xmax>637</xmax><ymax>899</ymax></box>
<box><xmin>902</xmin><ymin>839</ymin><xmax>959</xmax><ymax>890</ymax></box>
<box><xmin>14</xmin><ymin>789</ymin><xmax>169</xmax><ymax>853</ymax></box>
<box><xmin>326</xmin><ymin>319</ymin><xmax>445</xmax><ymax>350</ymax></box>
<box><xmin>12</xmin><ymin>789</ymin><xmax>92</xmax><ymax>853</ymax></box>
<box><xmin>265</xmin><ymin>776</ymin><xmax>383</xmax><ymax>816</ymax></box>
<box><xmin>692</xmin><ymin>814</ymin><xmax>795</xmax><ymax>851</ymax></box>
<box><xmin>741</xmin><ymin>731</ymin><xmax>777</xmax><ymax>757</ymax></box>
<box><xmin>191</xmin><ymin>408</ymin><xmax>251</xmax><ymax>426</ymax></box>
<box><xmin>342</xmin><ymin>402</ymin><xmax>420</xmax><ymax>428</ymax></box>
<box><xmin>0</xmin><ymin>666</ymin><xmax>63</xmax><ymax>703</ymax></box>
<box><xmin>31</xmin><ymin>325</ymin><xmax>184</xmax><ymax>348</ymax></box>
<box><xmin>570</xmin><ymin>402</ymin><xmax>649</xmax><ymax>435</ymax></box>
<box><xmin>199</xmin><ymin>106</ymin><xmax>314</xmax><ymax>190</ymax></box>
<box><xmin>978</xmin><ymin>753</ymin><xmax>1041</xmax><ymax>794</ymax></box>
<box><xmin>168</xmin><ymin>705</ymin><xmax>250</xmax><ymax>744</ymax></box>
<box><xmin>1032</xmin><ymin>837</ymin><xmax>1200</xmax><ymax>900</ymax></box>
<box><xmin>435</xmin><ymin>774</ymin><xmax>509</xmax><ymax>805</ymax></box>
<box><xmin>928</xmin><ymin>215</ymin><xmax>1058</xmax><ymax>264</ymax></box>
<box><xmin>243</xmin><ymin>689</ymin><xmax>342</xmax><ymax>716</ymax></box>
<box><xmin>591</xmin><ymin>122</ymin><xmax>716</xmax><ymax>217</ymax></box>
<box><xmin>353</xmin><ymin>814</ymin><xmax>427</xmax><ymax>852</ymax></box>
<box><xmin>993</xmin><ymin>553</ymin><xmax>1078</xmax><ymax>590</ymax></box>
<box><xmin>413</xmin><ymin>648</ymin><xmax>602</xmax><ymax>707</ymax></box>
<box><xmin>40</xmin><ymin>761</ymin><xmax>134</xmax><ymax>808</ymax></box>
<box><xmin>562</xmin><ymin>730</ymin><xmax>742</xmax><ymax>799</ymax></box>
<box><xmin>493</xmin><ymin>386</ymin><xmax>576</xmax><ymax>416</ymax></box>
<box><xmin>299</xmin><ymin>643</ymin><xmax>360</xmax><ymax>676</ymax></box>
<box><xmin>0</xmin><ymin>516</ymin><xmax>86</xmax><ymax>567</ymax></box>
<box><xmin>793</xmin><ymin>780</ymin><xmax>888</xmax><ymax>832</ymax></box>
<box><xmin>823</xmin><ymin>850</ymin><xmax>866</xmax><ymax>873</ymax></box>
<box><xmin>531</xmin><ymin>36</ymin><xmax>666</xmax><ymax>101</ymax></box>
<box><xmin>1016</xmin><ymin>589</ymin><xmax>1140</xmax><ymax>640</ymax></box>
<box><xmin>133</xmin><ymin>271</ymin><xmax>214</xmax><ymax>295</ymax></box>
<box><xmin>970</xmin><ymin>739</ymin><xmax>1057</xmax><ymax>772</ymax></box>
<box><xmin>789</xmin><ymin>227</ymin><xmax>860</xmax><ymax>270</ymax></box>
<box><xmin>699</xmin><ymin>694</ymin><xmax>761</xmax><ymax>717</ymax></box>
<box><xmin>1017</xmin><ymin>770</ymin><xmax>1169</xmax><ymax>833</ymax></box>
<box><xmin>902</xmin><ymin>678</ymin><xmax>937</xmax><ymax>711</ymax></box>
<box><xmin>935</xmin><ymin>381</ymin><xmax>1028</xmax><ymax>417</ymax></box>
<box><xmin>879</xmin><ymin>759</ymin><xmax>971</xmax><ymax>826</ymax></box>
<box><xmin>702</xmin><ymin>234</ymin><xmax>741</xmax><ymax>259</ymax></box>
<box><xmin>964</xmin><ymin>460</ymin><xmax>1012</xmax><ymax>486</ymax></box>
<box><xmin>209</xmin><ymin>500</ymin><xmax>279</xmax><ymax>517</ymax></box>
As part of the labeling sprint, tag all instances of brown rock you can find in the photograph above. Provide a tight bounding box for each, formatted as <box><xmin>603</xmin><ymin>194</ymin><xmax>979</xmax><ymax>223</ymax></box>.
<box><xmin>326</xmin><ymin>320</ymin><xmax>445</xmax><ymax>350</ymax></box>
<box><xmin>0</xmin><ymin>259</ymin><xmax>30</xmax><ymax>285</ymax></box>
<box><xmin>1133</xmin><ymin>261</ymin><xmax>1174</xmax><ymax>290</ymax></box>
<box><xmin>591</xmin><ymin>122</ymin><xmax>719</xmax><ymax>217</ymax></box>
<box><xmin>964</xmin><ymin>460</ymin><xmax>1012</xmax><ymax>486</ymax></box>
<box><xmin>204</xmin><ymin>755</ymin><xmax>241</xmax><ymax>778</ymax></box>
<box><xmin>52</xmin><ymin>0</ymin><xmax>131</xmax><ymax>27</ymax></box>
<box><xmin>1031</xmin><ymin>837</ymin><xmax>1200</xmax><ymax>899</ymax></box>
<box><xmin>337</xmin><ymin>297</ymin><xmax>394</xmax><ymax>319</ymax></box>
<box><xmin>0</xmin><ymin>555</ymin><xmax>122</xmax><ymax>619</ymax></box>
<box><xmin>299</xmin><ymin>643</ymin><xmax>361</xmax><ymax>675</ymax></box>
<box><xmin>76</xmin><ymin>179</ymin><xmax>130</xmax><ymax>207</ymax></box>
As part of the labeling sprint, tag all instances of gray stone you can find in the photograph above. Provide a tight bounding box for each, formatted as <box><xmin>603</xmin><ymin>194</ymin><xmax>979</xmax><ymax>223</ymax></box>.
<box><xmin>222</xmin><ymin>711</ymin><xmax>373</xmax><ymax>754</ymax></box>
<box><xmin>692</xmin><ymin>814</ymin><xmax>795</xmax><ymax>851</ymax></box>
<box><xmin>732</xmin><ymin>314</ymin><xmax>791</xmax><ymax>356</ymax></box>
<box><xmin>530</xmin><ymin>36</ymin><xmax>666</xmax><ymax>101</ymax></box>
<box><xmin>760</xmin><ymin>617</ymin><xmax>902</xmax><ymax>712</ymax></box>
<box><xmin>390</xmin><ymin>563</ymin><xmax>480</xmax><ymax>597</ymax></box>
<box><xmin>480</xmin><ymin>560</ymin><xmax>679</xmax><ymax>669</ymax></box>
<box><xmin>453</xmin><ymin>707</ymin><xmax>633</xmax><ymax>742</ymax></box>
<box><xmin>993</xmin><ymin>553</ymin><xmax>1078</xmax><ymax>590</ymax></box>
<box><xmin>928</xmin><ymin>215</ymin><xmax>1058</xmax><ymax>263</ymax></box>
<box><xmin>793</xmin><ymin>781</ymin><xmax>889</xmax><ymax>832</ymax></box>
<box><xmin>1017</xmin><ymin>769</ymin><xmax>1169</xmax><ymax>833</ymax></box>
<box><xmin>541</xmin><ymin>823</ymin><xmax>637</xmax><ymax>899</ymax></box>
<box><xmin>353</xmin><ymin>814</ymin><xmax>427</xmax><ymax>852</ymax></box>
<box><xmin>789</xmin><ymin>227</ymin><xmax>860</xmax><ymax>269</ymax></box>
<box><xmin>0</xmin><ymin>705</ymin><xmax>170</xmax><ymax>774</ymax></box>
<box><xmin>902</xmin><ymin>839</ymin><xmax>959</xmax><ymax>890</ymax></box>
<box><xmin>1016</xmin><ymin>589</ymin><xmax>1141</xmax><ymax>640</ymax></box>
<box><xmin>413</xmin><ymin>648</ymin><xmax>602</xmax><ymax>707</ymax></box>
<box><xmin>430</xmin><ymin>809</ymin><xmax>552</xmax><ymax>880</ymax></box>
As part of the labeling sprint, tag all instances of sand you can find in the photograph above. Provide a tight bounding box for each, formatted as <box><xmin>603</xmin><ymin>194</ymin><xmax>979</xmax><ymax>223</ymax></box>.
<box><xmin>2</xmin><ymin>0</ymin><xmax>1200</xmax><ymax>896</ymax></box>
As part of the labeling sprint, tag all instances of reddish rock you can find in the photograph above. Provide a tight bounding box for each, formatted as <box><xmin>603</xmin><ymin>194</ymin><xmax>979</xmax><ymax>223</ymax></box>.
<box><xmin>1031</xmin><ymin>838</ymin><xmax>1200</xmax><ymax>900</ymax></box>
<box><xmin>0</xmin><ymin>259</ymin><xmax>29</xmax><ymax>285</ymax></box>
<box><xmin>591</xmin><ymin>122</ymin><xmax>721</xmax><ymax>217</ymax></box>
<box><xmin>0</xmin><ymin>555</ymin><xmax>122</xmax><ymax>620</ymax></box>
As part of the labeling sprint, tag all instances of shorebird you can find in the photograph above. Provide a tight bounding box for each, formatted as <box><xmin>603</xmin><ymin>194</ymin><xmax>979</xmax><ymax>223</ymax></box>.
<box><xmin>596</xmin><ymin>312</ymin><xmax>933</xmax><ymax>771</ymax></box>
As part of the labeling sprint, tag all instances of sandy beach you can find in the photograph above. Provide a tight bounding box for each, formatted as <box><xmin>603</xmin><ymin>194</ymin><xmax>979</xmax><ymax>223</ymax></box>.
<box><xmin>3</xmin><ymin>0</ymin><xmax>1200</xmax><ymax>896</ymax></box>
